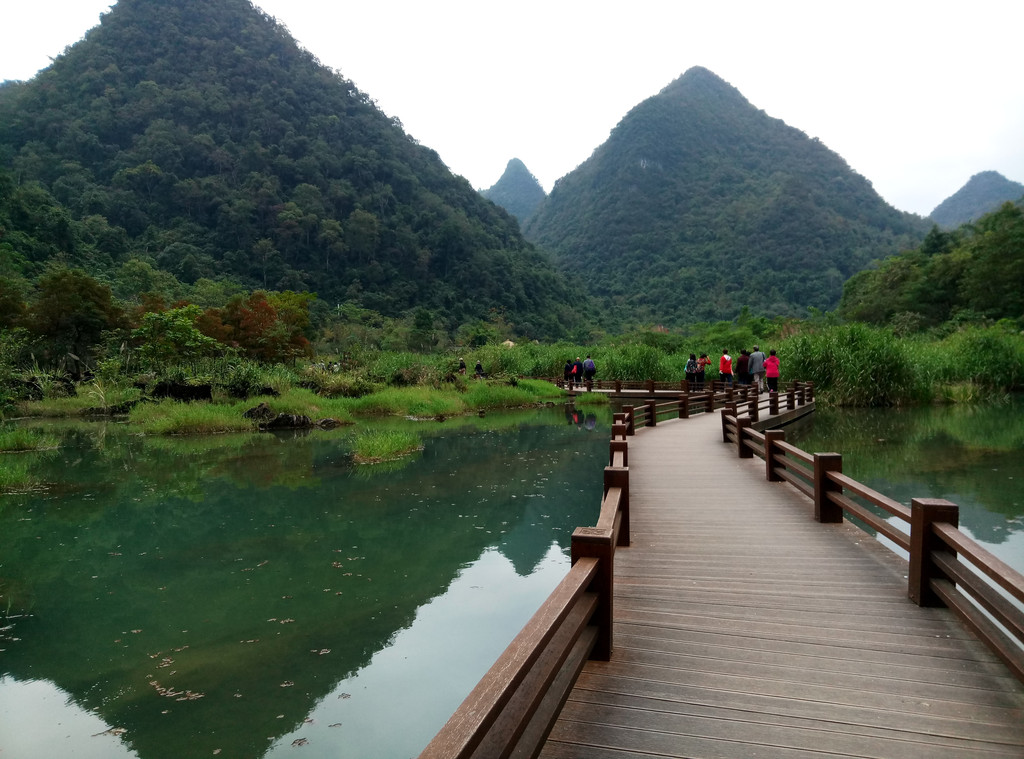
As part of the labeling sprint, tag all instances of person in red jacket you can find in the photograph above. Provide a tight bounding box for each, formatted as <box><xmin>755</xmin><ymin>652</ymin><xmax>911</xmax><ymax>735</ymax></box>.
<box><xmin>719</xmin><ymin>350</ymin><xmax>733</xmax><ymax>387</ymax></box>
<box><xmin>764</xmin><ymin>349</ymin><xmax>781</xmax><ymax>393</ymax></box>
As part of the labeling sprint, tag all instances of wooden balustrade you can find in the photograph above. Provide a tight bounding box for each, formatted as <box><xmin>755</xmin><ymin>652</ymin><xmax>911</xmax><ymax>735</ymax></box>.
<box><xmin>419</xmin><ymin>432</ymin><xmax>633</xmax><ymax>759</ymax></box>
<box><xmin>721</xmin><ymin>405</ymin><xmax>1024</xmax><ymax>684</ymax></box>
<box><xmin>423</xmin><ymin>378</ymin><xmax>1024</xmax><ymax>759</ymax></box>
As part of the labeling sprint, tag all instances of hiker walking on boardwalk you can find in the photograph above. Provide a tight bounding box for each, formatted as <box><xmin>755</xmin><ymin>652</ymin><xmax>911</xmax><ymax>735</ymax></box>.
<box><xmin>748</xmin><ymin>345</ymin><xmax>766</xmax><ymax>392</ymax></box>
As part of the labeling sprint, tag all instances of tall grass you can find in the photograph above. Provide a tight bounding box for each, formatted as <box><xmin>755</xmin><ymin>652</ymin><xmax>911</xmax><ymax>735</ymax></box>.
<box><xmin>0</xmin><ymin>428</ymin><xmax>60</xmax><ymax>452</ymax></box>
<box><xmin>351</xmin><ymin>429</ymin><xmax>423</xmax><ymax>464</ymax></box>
<box><xmin>0</xmin><ymin>458</ymin><xmax>34</xmax><ymax>492</ymax></box>
<box><xmin>779</xmin><ymin>323</ymin><xmax>1024</xmax><ymax>406</ymax></box>
<box><xmin>128</xmin><ymin>399</ymin><xmax>259</xmax><ymax>435</ymax></box>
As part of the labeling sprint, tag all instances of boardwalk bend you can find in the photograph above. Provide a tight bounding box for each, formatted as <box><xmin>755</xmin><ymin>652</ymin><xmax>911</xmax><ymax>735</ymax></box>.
<box><xmin>419</xmin><ymin>383</ymin><xmax>1024</xmax><ymax>759</ymax></box>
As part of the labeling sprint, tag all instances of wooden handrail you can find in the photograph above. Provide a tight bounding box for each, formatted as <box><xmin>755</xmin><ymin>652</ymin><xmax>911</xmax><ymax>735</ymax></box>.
<box><xmin>419</xmin><ymin>423</ymin><xmax>636</xmax><ymax>758</ymax></box>
<box><xmin>728</xmin><ymin>415</ymin><xmax>1024</xmax><ymax>684</ymax></box>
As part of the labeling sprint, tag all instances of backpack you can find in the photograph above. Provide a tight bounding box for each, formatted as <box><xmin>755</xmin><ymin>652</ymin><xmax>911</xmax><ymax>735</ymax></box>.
<box><xmin>584</xmin><ymin>358</ymin><xmax>595</xmax><ymax>371</ymax></box>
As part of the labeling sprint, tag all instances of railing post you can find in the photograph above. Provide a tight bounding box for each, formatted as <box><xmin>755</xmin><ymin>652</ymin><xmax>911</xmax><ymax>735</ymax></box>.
<box><xmin>764</xmin><ymin>429</ymin><xmax>785</xmax><ymax>482</ymax></box>
<box><xmin>813</xmin><ymin>452</ymin><xmax>843</xmax><ymax>523</ymax></box>
<box><xmin>570</xmin><ymin>528</ymin><xmax>613</xmax><ymax>661</ymax></box>
<box><xmin>736</xmin><ymin>416</ymin><xmax>753</xmax><ymax>458</ymax></box>
<box><xmin>769</xmin><ymin>392</ymin><xmax>779</xmax><ymax>416</ymax></box>
<box><xmin>678</xmin><ymin>394</ymin><xmax>689</xmax><ymax>419</ymax></box>
<box><xmin>786</xmin><ymin>387</ymin><xmax>796</xmax><ymax>411</ymax></box>
<box><xmin>748</xmin><ymin>396</ymin><xmax>759</xmax><ymax>423</ymax></box>
<box><xmin>908</xmin><ymin>498</ymin><xmax>959</xmax><ymax>607</ymax></box>
<box><xmin>645</xmin><ymin>400</ymin><xmax>657</xmax><ymax>427</ymax></box>
<box><xmin>605</xmin><ymin>466</ymin><xmax>630</xmax><ymax>546</ymax></box>
<box><xmin>682</xmin><ymin>379</ymin><xmax>690</xmax><ymax>395</ymax></box>
<box><xmin>727</xmin><ymin>386</ymin><xmax>735</xmax><ymax>404</ymax></box>
<box><xmin>609</xmin><ymin>439</ymin><xmax>628</xmax><ymax>467</ymax></box>
<box><xmin>705</xmin><ymin>385</ymin><xmax>715</xmax><ymax>412</ymax></box>
<box><xmin>614</xmin><ymin>379</ymin><xmax>621</xmax><ymax>394</ymax></box>
<box><xmin>722</xmin><ymin>403</ymin><xmax>737</xmax><ymax>443</ymax></box>
<box><xmin>797</xmin><ymin>383</ymin><xmax>806</xmax><ymax>405</ymax></box>
<box><xmin>646</xmin><ymin>379</ymin><xmax>654</xmax><ymax>394</ymax></box>
<box><xmin>623</xmin><ymin>406</ymin><xmax>635</xmax><ymax>436</ymax></box>
<box><xmin>585</xmin><ymin>378</ymin><xmax>593</xmax><ymax>393</ymax></box>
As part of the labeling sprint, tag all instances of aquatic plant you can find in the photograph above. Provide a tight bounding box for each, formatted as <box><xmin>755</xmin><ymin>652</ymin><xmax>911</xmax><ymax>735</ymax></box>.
<box><xmin>351</xmin><ymin>429</ymin><xmax>423</xmax><ymax>464</ymax></box>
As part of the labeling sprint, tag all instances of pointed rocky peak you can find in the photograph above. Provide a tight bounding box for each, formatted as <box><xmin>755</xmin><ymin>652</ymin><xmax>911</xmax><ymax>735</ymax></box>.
<box><xmin>481</xmin><ymin>158</ymin><xmax>546</xmax><ymax>224</ymax></box>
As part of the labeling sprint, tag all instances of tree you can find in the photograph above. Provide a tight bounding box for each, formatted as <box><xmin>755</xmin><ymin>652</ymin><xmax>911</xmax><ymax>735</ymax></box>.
<box><xmin>27</xmin><ymin>268</ymin><xmax>125</xmax><ymax>375</ymax></box>
<box><xmin>132</xmin><ymin>305</ymin><xmax>221</xmax><ymax>367</ymax></box>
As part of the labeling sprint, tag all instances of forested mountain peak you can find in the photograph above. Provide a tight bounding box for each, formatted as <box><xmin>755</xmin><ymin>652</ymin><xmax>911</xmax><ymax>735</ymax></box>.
<box><xmin>524</xmin><ymin>66</ymin><xmax>929</xmax><ymax>327</ymax></box>
<box><xmin>480</xmin><ymin>158</ymin><xmax>546</xmax><ymax>225</ymax></box>
<box><xmin>0</xmin><ymin>0</ymin><xmax>578</xmax><ymax>338</ymax></box>
<box><xmin>929</xmin><ymin>171</ymin><xmax>1024</xmax><ymax>229</ymax></box>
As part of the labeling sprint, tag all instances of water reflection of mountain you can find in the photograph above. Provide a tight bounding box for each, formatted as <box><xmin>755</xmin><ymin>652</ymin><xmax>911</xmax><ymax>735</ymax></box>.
<box><xmin>0</xmin><ymin>410</ymin><xmax>608</xmax><ymax>759</ymax></box>
<box><xmin>786</xmin><ymin>400</ymin><xmax>1024</xmax><ymax>545</ymax></box>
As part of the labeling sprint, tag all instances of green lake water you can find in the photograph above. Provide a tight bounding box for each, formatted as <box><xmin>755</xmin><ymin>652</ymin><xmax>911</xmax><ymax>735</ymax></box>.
<box><xmin>784</xmin><ymin>396</ymin><xmax>1024</xmax><ymax>576</ymax></box>
<box><xmin>3</xmin><ymin>398</ymin><xmax>1022</xmax><ymax>758</ymax></box>
<box><xmin>0</xmin><ymin>406</ymin><xmax>610</xmax><ymax>759</ymax></box>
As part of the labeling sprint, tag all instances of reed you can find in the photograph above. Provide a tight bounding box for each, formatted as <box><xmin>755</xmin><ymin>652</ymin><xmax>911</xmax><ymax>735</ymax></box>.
<box><xmin>0</xmin><ymin>428</ymin><xmax>60</xmax><ymax>452</ymax></box>
<box><xmin>128</xmin><ymin>399</ymin><xmax>258</xmax><ymax>435</ymax></box>
<box><xmin>0</xmin><ymin>458</ymin><xmax>34</xmax><ymax>492</ymax></box>
<box><xmin>351</xmin><ymin>429</ymin><xmax>423</xmax><ymax>464</ymax></box>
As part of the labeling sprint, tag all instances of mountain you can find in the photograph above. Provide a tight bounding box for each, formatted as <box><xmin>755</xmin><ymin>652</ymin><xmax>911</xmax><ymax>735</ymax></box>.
<box><xmin>481</xmin><ymin>158</ymin><xmax>546</xmax><ymax>224</ymax></box>
<box><xmin>524</xmin><ymin>67</ymin><xmax>929</xmax><ymax>327</ymax></box>
<box><xmin>929</xmin><ymin>171</ymin><xmax>1024</xmax><ymax>229</ymax></box>
<box><xmin>0</xmin><ymin>0</ymin><xmax>578</xmax><ymax>339</ymax></box>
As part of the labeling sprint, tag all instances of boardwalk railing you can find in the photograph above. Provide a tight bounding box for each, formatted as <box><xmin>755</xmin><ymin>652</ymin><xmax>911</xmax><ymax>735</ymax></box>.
<box><xmin>420</xmin><ymin>381</ymin><xmax>1023</xmax><ymax>758</ymax></box>
<box><xmin>418</xmin><ymin>381</ymin><xmax>809</xmax><ymax>758</ymax></box>
<box><xmin>722</xmin><ymin>406</ymin><xmax>1024</xmax><ymax>683</ymax></box>
<box><xmin>417</xmin><ymin>427</ymin><xmax>631</xmax><ymax>758</ymax></box>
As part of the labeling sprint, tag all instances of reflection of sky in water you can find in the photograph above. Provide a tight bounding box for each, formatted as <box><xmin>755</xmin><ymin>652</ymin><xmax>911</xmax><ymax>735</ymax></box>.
<box><xmin>267</xmin><ymin>544</ymin><xmax>569</xmax><ymax>758</ymax></box>
<box><xmin>0</xmin><ymin>545</ymin><xmax>570</xmax><ymax>759</ymax></box>
<box><xmin>0</xmin><ymin>677</ymin><xmax>138</xmax><ymax>758</ymax></box>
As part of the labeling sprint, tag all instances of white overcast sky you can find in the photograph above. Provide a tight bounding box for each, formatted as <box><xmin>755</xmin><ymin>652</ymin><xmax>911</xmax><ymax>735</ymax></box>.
<box><xmin>2</xmin><ymin>0</ymin><xmax>1023</xmax><ymax>216</ymax></box>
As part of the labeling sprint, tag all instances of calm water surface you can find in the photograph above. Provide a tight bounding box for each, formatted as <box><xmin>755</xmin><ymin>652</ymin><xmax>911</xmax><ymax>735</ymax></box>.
<box><xmin>0</xmin><ymin>406</ymin><xmax>610</xmax><ymax>759</ymax></box>
<box><xmin>785</xmin><ymin>396</ymin><xmax>1024</xmax><ymax>576</ymax></box>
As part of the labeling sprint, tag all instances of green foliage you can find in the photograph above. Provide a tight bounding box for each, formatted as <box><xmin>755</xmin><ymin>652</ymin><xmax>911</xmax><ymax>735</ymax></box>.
<box><xmin>351</xmin><ymin>429</ymin><xmax>423</xmax><ymax>464</ymax></box>
<box><xmin>779</xmin><ymin>322</ymin><xmax>1024</xmax><ymax>406</ymax></box>
<box><xmin>930</xmin><ymin>171</ymin><xmax>1024</xmax><ymax>229</ymax></box>
<box><xmin>0</xmin><ymin>0</ymin><xmax>580</xmax><ymax>340</ymax></box>
<box><xmin>839</xmin><ymin>202</ymin><xmax>1024</xmax><ymax>331</ymax></box>
<box><xmin>132</xmin><ymin>305</ymin><xmax>221</xmax><ymax>368</ymax></box>
<box><xmin>481</xmin><ymin>158</ymin><xmax>546</xmax><ymax>224</ymax></box>
<box><xmin>524</xmin><ymin>67</ymin><xmax>928</xmax><ymax>328</ymax></box>
<box><xmin>0</xmin><ymin>427</ymin><xmax>60</xmax><ymax>452</ymax></box>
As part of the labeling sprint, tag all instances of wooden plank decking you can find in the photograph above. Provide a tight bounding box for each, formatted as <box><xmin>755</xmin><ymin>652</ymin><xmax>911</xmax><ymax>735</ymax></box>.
<box><xmin>540</xmin><ymin>413</ymin><xmax>1024</xmax><ymax>759</ymax></box>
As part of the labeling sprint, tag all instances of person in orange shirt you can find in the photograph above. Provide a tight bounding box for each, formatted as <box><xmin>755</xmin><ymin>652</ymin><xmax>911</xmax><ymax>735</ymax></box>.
<box><xmin>719</xmin><ymin>350</ymin><xmax>733</xmax><ymax>387</ymax></box>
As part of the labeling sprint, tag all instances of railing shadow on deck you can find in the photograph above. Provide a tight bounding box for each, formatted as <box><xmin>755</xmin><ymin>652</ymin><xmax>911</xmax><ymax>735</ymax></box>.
<box><xmin>419</xmin><ymin>380</ymin><xmax>1024</xmax><ymax>759</ymax></box>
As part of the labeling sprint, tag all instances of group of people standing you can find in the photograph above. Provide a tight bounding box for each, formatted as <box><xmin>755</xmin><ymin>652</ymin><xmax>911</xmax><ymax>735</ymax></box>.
<box><xmin>563</xmin><ymin>355</ymin><xmax>597</xmax><ymax>389</ymax></box>
<box><xmin>687</xmin><ymin>346</ymin><xmax>780</xmax><ymax>392</ymax></box>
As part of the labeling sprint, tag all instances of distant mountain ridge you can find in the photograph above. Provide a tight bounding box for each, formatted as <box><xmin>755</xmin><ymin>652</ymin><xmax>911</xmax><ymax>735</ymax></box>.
<box><xmin>524</xmin><ymin>67</ymin><xmax>929</xmax><ymax>326</ymax></box>
<box><xmin>0</xmin><ymin>0</ymin><xmax>579</xmax><ymax>338</ymax></box>
<box><xmin>481</xmin><ymin>158</ymin><xmax>546</xmax><ymax>225</ymax></box>
<box><xmin>929</xmin><ymin>171</ymin><xmax>1024</xmax><ymax>229</ymax></box>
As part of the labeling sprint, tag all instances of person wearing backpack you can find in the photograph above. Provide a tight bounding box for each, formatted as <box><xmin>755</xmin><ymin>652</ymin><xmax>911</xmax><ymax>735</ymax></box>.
<box><xmin>583</xmin><ymin>355</ymin><xmax>596</xmax><ymax>388</ymax></box>
<box><xmin>685</xmin><ymin>353</ymin><xmax>699</xmax><ymax>386</ymax></box>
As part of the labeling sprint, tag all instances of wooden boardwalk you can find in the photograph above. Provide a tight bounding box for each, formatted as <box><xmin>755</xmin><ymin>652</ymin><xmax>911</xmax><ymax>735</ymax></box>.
<box><xmin>540</xmin><ymin>413</ymin><xmax>1024</xmax><ymax>759</ymax></box>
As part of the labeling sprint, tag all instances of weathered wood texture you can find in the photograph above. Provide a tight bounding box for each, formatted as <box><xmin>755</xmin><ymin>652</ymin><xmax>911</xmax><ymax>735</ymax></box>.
<box><xmin>540</xmin><ymin>414</ymin><xmax>1024</xmax><ymax>759</ymax></box>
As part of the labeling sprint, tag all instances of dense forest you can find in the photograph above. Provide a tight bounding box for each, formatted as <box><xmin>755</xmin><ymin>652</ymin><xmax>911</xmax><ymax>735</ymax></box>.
<box><xmin>481</xmin><ymin>158</ymin><xmax>547</xmax><ymax>225</ymax></box>
<box><xmin>524</xmin><ymin>67</ymin><xmax>930</xmax><ymax>327</ymax></box>
<box><xmin>928</xmin><ymin>171</ymin><xmax>1024</xmax><ymax>229</ymax></box>
<box><xmin>0</xmin><ymin>0</ymin><xmax>580</xmax><ymax>340</ymax></box>
<box><xmin>840</xmin><ymin>200</ymin><xmax>1024</xmax><ymax>331</ymax></box>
